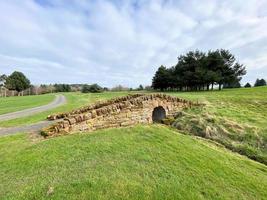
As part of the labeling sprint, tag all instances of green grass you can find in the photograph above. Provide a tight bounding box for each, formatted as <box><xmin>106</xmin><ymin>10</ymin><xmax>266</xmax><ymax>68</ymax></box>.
<box><xmin>166</xmin><ymin>86</ymin><xmax>267</xmax><ymax>164</ymax></box>
<box><xmin>0</xmin><ymin>94</ymin><xmax>55</xmax><ymax>115</ymax></box>
<box><xmin>167</xmin><ymin>86</ymin><xmax>267</xmax><ymax>128</ymax></box>
<box><xmin>1</xmin><ymin>87</ymin><xmax>266</xmax><ymax>164</ymax></box>
<box><xmin>0</xmin><ymin>125</ymin><xmax>266</xmax><ymax>200</ymax></box>
<box><xmin>0</xmin><ymin>92</ymin><xmax>132</xmax><ymax>127</ymax></box>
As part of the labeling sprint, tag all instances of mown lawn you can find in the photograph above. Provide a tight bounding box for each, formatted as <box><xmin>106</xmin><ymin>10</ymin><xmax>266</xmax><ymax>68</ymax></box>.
<box><xmin>0</xmin><ymin>125</ymin><xmax>266</xmax><ymax>200</ymax></box>
<box><xmin>0</xmin><ymin>92</ymin><xmax>132</xmax><ymax>127</ymax></box>
<box><xmin>0</xmin><ymin>94</ymin><xmax>55</xmax><ymax>115</ymax></box>
<box><xmin>167</xmin><ymin>86</ymin><xmax>267</xmax><ymax>129</ymax></box>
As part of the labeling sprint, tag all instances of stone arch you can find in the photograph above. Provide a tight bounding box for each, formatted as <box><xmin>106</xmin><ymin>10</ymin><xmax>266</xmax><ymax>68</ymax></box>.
<box><xmin>43</xmin><ymin>94</ymin><xmax>196</xmax><ymax>137</ymax></box>
<box><xmin>152</xmin><ymin>106</ymin><xmax>166</xmax><ymax>123</ymax></box>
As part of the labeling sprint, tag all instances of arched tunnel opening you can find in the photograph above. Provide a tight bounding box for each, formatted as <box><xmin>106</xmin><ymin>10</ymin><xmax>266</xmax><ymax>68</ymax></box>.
<box><xmin>152</xmin><ymin>106</ymin><xmax>166</xmax><ymax>123</ymax></box>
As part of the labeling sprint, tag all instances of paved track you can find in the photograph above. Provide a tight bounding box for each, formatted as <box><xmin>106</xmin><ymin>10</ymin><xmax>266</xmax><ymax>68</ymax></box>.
<box><xmin>0</xmin><ymin>120</ymin><xmax>58</xmax><ymax>136</ymax></box>
<box><xmin>0</xmin><ymin>95</ymin><xmax>66</xmax><ymax>136</ymax></box>
<box><xmin>0</xmin><ymin>95</ymin><xmax>66</xmax><ymax>122</ymax></box>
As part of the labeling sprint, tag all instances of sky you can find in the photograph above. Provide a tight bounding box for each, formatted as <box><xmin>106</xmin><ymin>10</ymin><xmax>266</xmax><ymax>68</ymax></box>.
<box><xmin>0</xmin><ymin>0</ymin><xmax>267</xmax><ymax>87</ymax></box>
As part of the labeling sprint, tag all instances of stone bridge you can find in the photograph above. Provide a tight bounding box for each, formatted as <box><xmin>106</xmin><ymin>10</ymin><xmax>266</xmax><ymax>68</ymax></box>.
<box><xmin>42</xmin><ymin>94</ymin><xmax>197</xmax><ymax>137</ymax></box>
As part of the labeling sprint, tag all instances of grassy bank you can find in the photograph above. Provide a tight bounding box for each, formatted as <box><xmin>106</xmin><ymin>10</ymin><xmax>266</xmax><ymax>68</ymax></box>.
<box><xmin>0</xmin><ymin>94</ymin><xmax>55</xmax><ymax>115</ymax></box>
<box><xmin>0</xmin><ymin>125</ymin><xmax>266</xmax><ymax>200</ymax></box>
<box><xmin>166</xmin><ymin>86</ymin><xmax>267</xmax><ymax>164</ymax></box>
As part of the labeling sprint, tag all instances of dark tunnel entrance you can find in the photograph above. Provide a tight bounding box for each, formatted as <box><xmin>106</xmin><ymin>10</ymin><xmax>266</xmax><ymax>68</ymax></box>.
<box><xmin>152</xmin><ymin>106</ymin><xmax>166</xmax><ymax>123</ymax></box>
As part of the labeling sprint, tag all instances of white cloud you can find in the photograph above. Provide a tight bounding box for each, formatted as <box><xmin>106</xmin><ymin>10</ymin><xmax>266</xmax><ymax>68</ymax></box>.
<box><xmin>0</xmin><ymin>0</ymin><xmax>266</xmax><ymax>87</ymax></box>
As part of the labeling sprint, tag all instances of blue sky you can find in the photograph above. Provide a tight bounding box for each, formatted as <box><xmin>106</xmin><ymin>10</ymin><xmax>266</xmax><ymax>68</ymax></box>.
<box><xmin>0</xmin><ymin>0</ymin><xmax>267</xmax><ymax>87</ymax></box>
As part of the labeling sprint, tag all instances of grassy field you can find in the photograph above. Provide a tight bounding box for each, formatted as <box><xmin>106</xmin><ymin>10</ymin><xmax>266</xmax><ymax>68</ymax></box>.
<box><xmin>167</xmin><ymin>86</ymin><xmax>267</xmax><ymax>128</ymax></box>
<box><xmin>0</xmin><ymin>94</ymin><xmax>55</xmax><ymax>115</ymax></box>
<box><xmin>0</xmin><ymin>92</ymin><xmax>132</xmax><ymax>127</ymax></box>
<box><xmin>0</xmin><ymin>88</ymin><xmax>266</xmax><ymax>199</ymax></box>
<box><xmin>1</xmin><ymin>87</ymin><xmax>266</xmax><ymax>164</ymax></box>
<box><xmin>0</xmin><ymin>125</ymin><xmax>266</xmax><ymax>200</ymax></box>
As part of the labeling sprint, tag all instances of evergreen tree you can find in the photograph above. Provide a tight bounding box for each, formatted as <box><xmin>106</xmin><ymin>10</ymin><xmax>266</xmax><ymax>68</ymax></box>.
<box><xmin>5</xmin><ymin>71</ymin><xmax>30</xmax><ymax>93</ymax></box>
<box><xmin>244</xmin><ymin>83</ymin><xmax>251</xmax><ymax>88</ymax></box>
<box><xmin>89</xmin><ymin>84</ymin><xmax>102</xmax><ymax>93</ymax></box>
<box><xmin>254</xmin><ymin>78</ymin><xmax>266</xmax><ymax>87</ymax></box>
<box><xmin>0</xmin><ymin>74</ymin><xmax>7</xmax><ymax>87</ymax></box>
<box><xmin>138</xmin><ymin>84</ymin><xmax>144</xmax><ymax>90</ymax></box>
<box><xmin>54</xmin><ymin>84</ymin><xmax>71</xmax><ymax>92</ymax></box>
<box><xmin>152</xmin><ymin>65</ymin><xmax>171</xmax><ymax>90</ymax></box>
<box><xmin>81</xmin><ymin>84</ymin><xmax>102</xmax><ymax>93</ymax></box>
<box><xmin>151</xmin><ymin>49</ymin><xmax>246</xmax><ymax>91</ymax></box>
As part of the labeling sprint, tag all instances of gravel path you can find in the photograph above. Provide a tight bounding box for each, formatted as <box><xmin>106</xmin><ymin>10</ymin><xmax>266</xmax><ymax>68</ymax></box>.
<box><xmin>0</xmin><ymin>95</ymin><xmax>66</xmax><ymax>122</ymax></box>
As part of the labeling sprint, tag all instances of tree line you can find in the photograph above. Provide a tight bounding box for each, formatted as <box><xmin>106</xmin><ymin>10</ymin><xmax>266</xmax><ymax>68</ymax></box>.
<box><xmin>0</xmin><ymin>71</ymin><xmax>148</xmax><ymax>96</ymax></box>
<box><xmin>152</xmin><ymin>49</ymin><xmax>247</xmax><ymax>91</ymax></box>
<box><xmin>244</xmin><ymin>79</ymin><xmax>267</xmax><ymax>88</ymax></box>
<box><xmin>253</xmin><ymin>79</ymin><xmax>267</xmax><ymax>87</ymax></box>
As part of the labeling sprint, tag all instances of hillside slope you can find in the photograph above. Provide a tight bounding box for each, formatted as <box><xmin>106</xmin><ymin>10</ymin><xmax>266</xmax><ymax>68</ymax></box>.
<box><xmin>0</xmin><ymin>125</ymin><xmax>266</xmax><ymax>200</ymax></box>
<box><xmin>167</xmin><ymin>86</ymin><xmax>267</xmax><ymax>164</ymax></box>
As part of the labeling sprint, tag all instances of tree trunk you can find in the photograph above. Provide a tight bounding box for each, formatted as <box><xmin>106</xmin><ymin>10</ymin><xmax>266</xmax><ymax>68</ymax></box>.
<box><xmin>212</xmin><ymin>83</ymin><xmax>214</xmax><ymax>90</ymax></box>
<box><xmin>206</xmin><ymin>84</ymin><xmax>209</xmax><ymax>91</ymax></box>
<box><xmin>219</xmin><ymin>83</ymin><xmax>222</xmax><ymax>90</ymax></box>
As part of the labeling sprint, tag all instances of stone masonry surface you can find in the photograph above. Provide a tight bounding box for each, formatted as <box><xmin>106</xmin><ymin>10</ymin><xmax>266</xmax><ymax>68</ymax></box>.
<box><xmin>42</xmin><ymin>93</ymin><xmax>197</xmax><ymax>137</ymax></box>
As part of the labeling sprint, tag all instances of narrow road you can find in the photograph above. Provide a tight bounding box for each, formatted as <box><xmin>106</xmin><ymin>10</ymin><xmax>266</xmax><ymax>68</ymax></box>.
<box><xmin>0</xmin><ymin>95</ymin><xmax>66</xmax><ymax>136</ymax></box>
<box><xmin>0</xmin><ymin>120</ymin><xmax>58</xmax><ymax>136</ymax></box>
<box><xmin>0</xmin><ymin>95</ymin><xmax>66</xmax><ymax>122</ymax></box>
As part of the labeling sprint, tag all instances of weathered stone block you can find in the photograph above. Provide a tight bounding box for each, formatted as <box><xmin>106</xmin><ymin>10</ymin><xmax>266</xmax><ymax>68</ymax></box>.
<box><xmin>91</xmin><ymin>110</ymin><xmax>97</xmax><ymax>118</ymax></box>
<box><xmin>67</xmin><ymin>118</ymin><xmax>76</xmax><ymax>125</ymax></box>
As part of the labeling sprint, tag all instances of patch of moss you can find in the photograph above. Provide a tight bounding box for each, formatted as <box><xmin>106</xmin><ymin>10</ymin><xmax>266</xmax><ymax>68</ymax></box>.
<box><xmin>40</xmin><ymin>130</ymin><xmax>48</xmax><ymax>137</ymax></box>
<box><xmin>162</xmin><ymin>117</ymin><xmax>175</xmax><ymax>125</ymax></box>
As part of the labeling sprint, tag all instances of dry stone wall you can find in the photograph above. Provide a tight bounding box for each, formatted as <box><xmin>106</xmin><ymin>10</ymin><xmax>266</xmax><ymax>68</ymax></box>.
<box><xmin>42</xmin><ymin>94</ymin><xmax>197</xmax><ymax>137</ymax></box>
